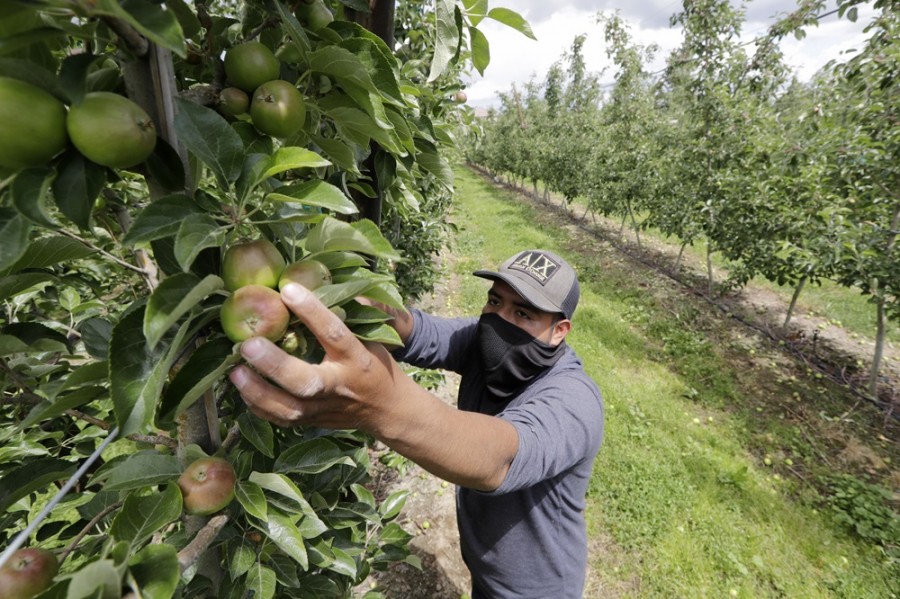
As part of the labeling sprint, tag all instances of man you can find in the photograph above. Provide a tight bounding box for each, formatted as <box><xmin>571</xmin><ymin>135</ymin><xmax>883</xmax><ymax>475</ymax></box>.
<box><xmin>229</xmin><ymin>249</ymin><xmax>604</xmax><ymax>598</ymax></box>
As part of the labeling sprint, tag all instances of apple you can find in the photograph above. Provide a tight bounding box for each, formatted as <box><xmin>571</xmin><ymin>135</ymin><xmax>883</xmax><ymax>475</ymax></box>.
<box><xmin>220</xmin><ymin>285</ymin><xmax>290</xmax><ymax>343</ymax></box>
<box><xmin>177</xmin><ymin>457</ymin><xmax>237</xmax><ymax>516</ymax></box>
<box><xmin>222</xmin><ymin>239</ymin><xmax>286</xmax><ymax>291</ymax></box>
<box><xmin>0</xmin><ymin>547</ymin><xmax>59</xmax><ymax>599</ymax></box>
<box><xmin>278</xmin><ymin>259</ymin><xmax>332</xmax><ymax>291</ymax></box>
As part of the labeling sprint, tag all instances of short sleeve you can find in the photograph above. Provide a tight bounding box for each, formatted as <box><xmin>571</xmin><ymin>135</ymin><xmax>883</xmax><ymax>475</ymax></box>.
<box><xmin>490</xmin><ymin>374</ymin><xmax>604</xmax><ymax>494</ymax></box>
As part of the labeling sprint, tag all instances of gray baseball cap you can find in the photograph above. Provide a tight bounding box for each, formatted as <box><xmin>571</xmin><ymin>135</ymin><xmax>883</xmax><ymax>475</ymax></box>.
<box><xmin>474</xmin><ymin>249</ymin><xmax>580</xmax><ymax>319</ymax></box>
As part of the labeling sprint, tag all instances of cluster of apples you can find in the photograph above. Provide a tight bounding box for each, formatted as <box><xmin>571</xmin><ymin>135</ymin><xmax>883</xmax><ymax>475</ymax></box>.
<box><xmin>220</xmin><ymin>239</ymin><xmax>332</xmax><ymax>344</ymax></box>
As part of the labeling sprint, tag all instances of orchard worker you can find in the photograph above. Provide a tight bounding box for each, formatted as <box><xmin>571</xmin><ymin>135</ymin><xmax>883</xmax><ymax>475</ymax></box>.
<box><xmin>229</xmin><ymin>249</ymin><xmax>605</xmax><ymax>598</ymax></box>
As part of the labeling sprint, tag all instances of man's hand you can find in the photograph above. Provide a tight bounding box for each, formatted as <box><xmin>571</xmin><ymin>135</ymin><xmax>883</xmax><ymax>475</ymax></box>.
<box><xmin>228</xmin><ymin>283</ymin><xmax>410</xmax><ymax>436</ymax></box>
<box><xmin>228</xmin><ymin>283</ymin><xmax>519</xmax><ymax>492</ymax></box>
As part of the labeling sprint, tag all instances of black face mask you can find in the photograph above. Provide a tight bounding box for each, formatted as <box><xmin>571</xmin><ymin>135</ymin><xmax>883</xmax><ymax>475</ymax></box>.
<box><xmin>476</xmin><ymin>312</ymin><xmax>566</xmax><ymax>399</ymax></box>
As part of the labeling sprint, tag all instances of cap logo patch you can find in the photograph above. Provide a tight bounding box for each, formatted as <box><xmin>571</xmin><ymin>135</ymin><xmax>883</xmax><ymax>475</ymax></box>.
<box><xmin>508</xmin><ymin>252</ymin><xmax>559</xmax><ymax>285</ymax></box>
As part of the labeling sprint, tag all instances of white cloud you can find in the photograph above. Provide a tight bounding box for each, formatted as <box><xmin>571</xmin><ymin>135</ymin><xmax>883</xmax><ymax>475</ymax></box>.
<box><xmin>463</xmin><ymin>0</ymin><xmax>878</xmax><ymax>107</ymax></box>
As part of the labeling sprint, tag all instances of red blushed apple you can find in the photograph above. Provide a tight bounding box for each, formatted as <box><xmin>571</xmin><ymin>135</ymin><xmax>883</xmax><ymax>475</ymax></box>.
<box><xmin>0</xmin><ymin>548</ymin><xmax>59</xmax><ymax>599</ymax></box>
<box><xmin>220</xmin><ymin>285</ymin><xmax>290</xmax><ymax>343</ymax></box>
<box><xmin>177</xmin><ymin>457</ymin><xmax>237</xmax><ymax>516</ymax></box>
<box><xmin>221</xmin><ymin>239</ymin><xmax>286</xmax><ymax>291</ymax></box>
<box><xmin>278</xmin><ymin>259</ymin><xmax>332</xmax><ymax>291</ymax></box>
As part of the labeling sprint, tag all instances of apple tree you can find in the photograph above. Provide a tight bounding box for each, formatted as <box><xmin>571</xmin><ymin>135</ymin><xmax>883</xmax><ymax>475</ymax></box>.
<box><xmin>0</xmin><ymin>0</ymin><xmax>533</xmax><ymax>597</ymax></box>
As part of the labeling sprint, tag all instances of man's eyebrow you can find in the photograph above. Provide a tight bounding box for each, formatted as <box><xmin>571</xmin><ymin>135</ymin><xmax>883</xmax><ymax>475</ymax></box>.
<box><xmin>488</xmin><ymin>288</ymin><xmax>538</xmax><ymax>312</ymax></box>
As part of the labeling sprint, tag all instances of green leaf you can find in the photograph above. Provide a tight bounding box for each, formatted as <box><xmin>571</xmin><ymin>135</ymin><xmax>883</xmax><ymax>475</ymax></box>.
<box><xmin>51</xmin><ymin>149</ymin><xmax>106</xmax><ymax>230</ymax></box>
<box><xmin>228</xmin><ymin>539</ymin><xmax>257</xmax><ymax>581</ymax></box>
<box><xmin>159</xmin><ymin>338</ymin><xmax>240</xmax><ymax>424</ymax></box>
<box><xmin>378</xmin><ymin>521</ymin><xmax>412</xmax><ymax>545</ymax></box>
<box><xmin>262</xmin><ymin>147</ymin><xmax>331</xmax><ymax>180</ymax></box>
<box><xmin>245</xmin><ymin>564</ymin><xmax>277</xmax><ymax>599</ymax></box>
<box><xmin>174</xmin><ymin>97</ymin><xmax>244</xmax><ymax>188</ymax></box>
<box><xmin>274</xmin><ymin>0</ymin><xmax>311</xmax><ymax>57</ymax></box>
<box><xmin>129</xmin><ymin>543</ymin><xmax>180</xmax><ymax>599</ymax></box>
<box><xmin>12</xmin><ymin>167</ymin><xmax>57</xmax><ymax>227</ymax></box>
<box><xmin>256</xmin><ymin>511</ymin><xmax>309</xmax><ymax>570</ymax></box>
<box><xmin>89</xmin><ymin>0</ymin><xmax>186</xmax><ymax>56</ymax></box>
<box><xmin>101</xmin><ymin>451</ymin><xmax>181</xmax><ymax>491</ymax></box>
<box><xmin>235</xmin><ymin>480</ymin><xmax>268</xmax><ymax>520</ymax></box>
<box><xmin>428</xmin><ymin>0</ymin><xmax>459</xmax><ymax>82</ymax></box>
<box><xmin>110</xmin><ymin>305</ymin><xmax>190</xmax><ymax>435</ymax></box>
<box><xmin>352</xmin><ymin>322</ymin><xmax>402</xmax><ymax>345</ymax></box>
<box><xmin>110</xmin><ymin>483</ymin><xmax>182</xmax><ymax>545</ymax></box>
<box><xmin>41</xmin><ymin>359</ymin><xmax>109</xmax><ymax>400</ymax></box>
<box><xmin>416</xmin><ymin>144</ymin><xmax>454</xmax><ymax>190</ymax></box>
<box><xmin>0</xmin><ymin>28</ymin><xmax>67</xmax><ymax>57</ymax></box>
<box><xmin>246</xmin><ymin>472</ymin><xmax>328</xmax><ymax>538</ymax></box>
<box><xmin>123</xmin><ymin>194</ymin><xmax>201</xmax><ymax>246</ymax></box>
<box><xmin>274</xmin><ymin>437</ymin><xmax>354</xmax><ymax>475</ymax></box>
<box><xmin>0</xmin><ymin>458</ymin><xmax>75</xmax><ymax>513</ymax></box>
<box><xmin>486</xmin><ymin>7</ymin><xmax>536</xmax><ymax>40</ymax></box>
<box><xmin>6</xmin><ymin>236</ymin><xmax>95</xmax><ymax>272</ymax></box>
<box><xmin>305</xmin><ymin>217</ymin><xmax>402</xmax><ymax>261</ymax></box>
<box><xmin>238</xmin><ymin>412</ymin><xmax>275</xmax><ymax>458</ymax></box>
<box><xmin>164</xmin><ymin>0</ymin><xmax>201</xmax><ymax>39</ymax></box>
<box><xmin>66</xmin><ymin>559</ymin><xmax>121</xmax><ymax>599</ymax></box>
<box><xmin>351</xmin><ymin>483</ymin><xmax>375</xmax><ymax>507</ymax></box>
<box><xmin>249</xmin><ymin>472</ymin><xmax>307</xmax><ymax>504</ymax></box>
<box><xmin>0</xmin><ymin>272</ymin><xmax>55</xmax><ymax>300</ymax></box>
<box><xmin>327</xmin><ymin>545</ymin><xmax>358</xmax><ymax>578</ymax></box>
<box><xmin>268</xmin><ymin>180</ymin><xmax>358</xmax><ymax>215</ymax></box>
<box><xmin>324</xmin><ymin>105</ymin><xmax>406</xmax><ymax>156</ymax></box>
<box><xmin>378</xmin><ymin>489</ymin><xmax>408</xmax><ymax>520</ymax></box>
<box><xmin>0</xmin><ymin>207</ymin><xmax>32</xmax><ymax>272</ymax></box>
<box><xmin>20</xmin><ymin>387</ymin><xmax>105</xmax><ymax>429</ymax></box>
<box><xmin>468</xmin><ymin>25</ymin><xmax>490</xmax><ymax>76</ymax></box>
<box><xmin>463</xmin><ymin>0</ymin><xmax>488</xmax><ymax>25</ymax></box>
<box><xmin>174</xmin><ymin>214</ymin><xmax>225</xmax><ymax>272</ymax></box>
<box><xmin>340</xmin><ymin>37</ymin><xmax>405</xmax><ymax>107</ymax></box>
<box><xmin>79</xmin><ymin>317</ymin><xmax>113</xmax><ymax>360</ymax></box>
<box><xmin>144</xmin><ymin>273</ymin><xmax>223</xmax><ymax>350</ymax></box>
<box><xmin>311</xmin><ymin>135</ymin><xmax>361</xmax><ymax>176</ymax></box>
<box><xmin>313</xmin><ymin>279</ymin><xmax>378</xmax><ymax>307</ymax></box>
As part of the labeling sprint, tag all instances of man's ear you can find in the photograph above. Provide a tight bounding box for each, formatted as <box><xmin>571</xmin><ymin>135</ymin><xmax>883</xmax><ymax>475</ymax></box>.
<box><xmin>550</xmin><ymin>319</ymin><xmax>572</xmax><ymax>346</ymax></box>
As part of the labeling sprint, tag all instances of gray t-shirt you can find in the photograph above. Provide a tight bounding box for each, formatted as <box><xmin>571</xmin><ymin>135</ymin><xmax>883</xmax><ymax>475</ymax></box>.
<box><xmin>392</xmin><ymin>309</ymin><xmax>604</xmax><ymax>598</ymax></box>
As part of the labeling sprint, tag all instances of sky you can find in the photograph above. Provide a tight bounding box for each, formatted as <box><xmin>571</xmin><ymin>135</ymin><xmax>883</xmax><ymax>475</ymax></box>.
<box><xmin>462</xmin><ymin>0</ymin><xmax>878</xmax><ymax>108</ymax></box>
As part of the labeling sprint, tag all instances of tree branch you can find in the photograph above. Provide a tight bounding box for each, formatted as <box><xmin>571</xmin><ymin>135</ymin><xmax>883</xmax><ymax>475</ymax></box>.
<box><xmin>101</xmin><ymin>16</ymin><xmax>149</xmax><ymax>57</ymax></box>
<box><xmin>127</xmin><ymin>433</ymin><xmax>178</xmax><ymax>450</ymax></box>
<box><xmin>177</xmin><ymin>514</ymin><xmax>229</xmax><ymax>572</ymax></box>
<box><xmin>57</xmin><ymin>229</ymin><xmax>149</xmax><ymax>276</ymax></box>
<box><xmin>59</xmin><ymin>500</ymin><xmax>124</xmax><ymax>564</ymax></box>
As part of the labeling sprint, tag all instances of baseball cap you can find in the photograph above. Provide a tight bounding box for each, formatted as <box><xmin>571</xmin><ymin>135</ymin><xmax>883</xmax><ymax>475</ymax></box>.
<box><xmin>474</xmin><ymin>250</ymin><xmax>580</xmax><ymax>319</ymax></box>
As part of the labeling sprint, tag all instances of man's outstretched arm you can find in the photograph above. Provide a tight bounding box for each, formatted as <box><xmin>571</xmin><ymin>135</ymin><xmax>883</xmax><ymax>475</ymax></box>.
<box><xmin>229</xmin><ymin>283</ymin><xmax>517</xmax><ymax>492</ymax></box>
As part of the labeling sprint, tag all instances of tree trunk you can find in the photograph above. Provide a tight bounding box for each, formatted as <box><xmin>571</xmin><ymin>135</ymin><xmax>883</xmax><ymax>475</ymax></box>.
<box><xmin>675</xmin><ymin>242</ymin><xmax>687</xmax><ymax>272</ymax></box>
<box><xmin>628</xmin><ymin>201</ymin><xmax>641</xmax><ymax>250</ymax></box>
<box><xmin>783</xmin><ymin>276</ymin><xmax>807</xmax><ymax>328</ymax></box>
<box><xmin>706</xmin><ymin>244</ymin><xmax>714</xmax><ymax>298</ymax></box>
<box><xmin>125</xmin><ymin>35</ymin><xmax>223</xmax><ymax>590</ymax></box>
<box><xmin>580</xmin><ymin>202</ymin><xmax>591</xmax><ymax>222</ymax></box>
<box><xmin>869</xmin><ymin>293</ymin><xmax>886</xmax><ymax>397</ymax></box>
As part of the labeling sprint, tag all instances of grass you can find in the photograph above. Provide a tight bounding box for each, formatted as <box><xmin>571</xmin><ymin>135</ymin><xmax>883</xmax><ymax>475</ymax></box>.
<box><xmin>439</xmin><ymin>166</ymin><xmax>898</xmax><ymax>598</ymax></box>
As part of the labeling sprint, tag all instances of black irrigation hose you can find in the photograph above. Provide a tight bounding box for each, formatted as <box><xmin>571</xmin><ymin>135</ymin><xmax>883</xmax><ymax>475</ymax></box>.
<box><xmin>469</xmin><ymin>164</ymin><xmax>898</xmax><ymax>421</ymax></box>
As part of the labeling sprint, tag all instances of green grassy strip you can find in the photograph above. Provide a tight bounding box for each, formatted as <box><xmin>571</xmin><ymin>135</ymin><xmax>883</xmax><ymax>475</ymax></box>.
<box><xmin>445</xmin><ymin>167</ymin><xmax>897</xmax><ymax>598</ymax></box>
